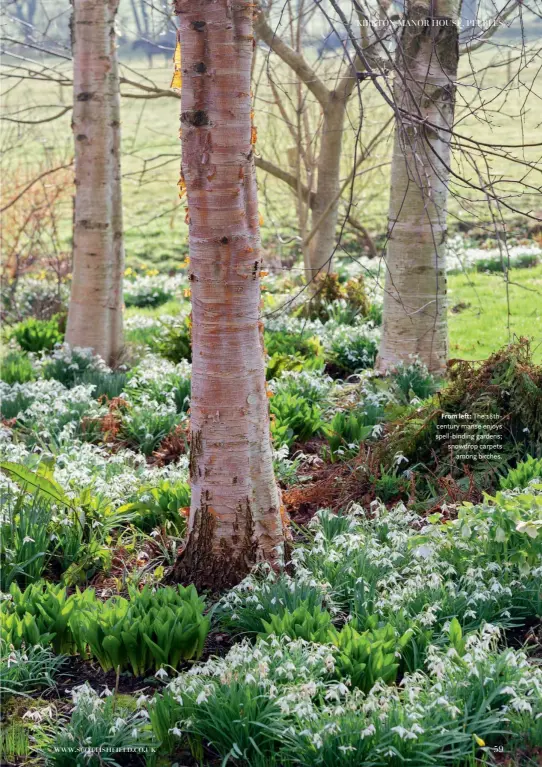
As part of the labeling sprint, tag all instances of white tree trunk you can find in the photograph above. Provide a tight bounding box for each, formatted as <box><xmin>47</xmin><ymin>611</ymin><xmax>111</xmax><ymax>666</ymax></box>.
<box><xmin>108</xmin><ymin>0</ymin><xmax>125</xmax><ymax>365</ymax></box>
<box><xmin>66</xmin><ymin>0</ymin><xmax>124</xmax><ymax>365</ymax></box>
<box><xmin>378</xmin><ymin>0</ymin><xmax>461</xmax><ymax>374</ymax></box>
<box><xmin>172</xmin><ymin>0</ymin><xmax>284</xmax><ymax>591</ymax></box>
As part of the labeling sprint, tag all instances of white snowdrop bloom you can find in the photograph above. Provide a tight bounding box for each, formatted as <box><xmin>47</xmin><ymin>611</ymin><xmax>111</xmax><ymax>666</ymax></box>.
<box><xmin>391</xmin><ymin>725</ymin><xmax>418</xmax><ymax>740</ymax></box>
<box><xmin>155</xmin><ymin>668</ymin><xmax>169</xmax><ymax>680</ymax></box>
<box><xmin>511</xmin><ymin>698</ymin><xmax>533</xmax><ymax>714</ymax></box>
<box><xmin>311</xmin><ymin>732</ymin><xmax>323</xmax><ymax>749</ymax></box>
<box><xmin>500</xmin><ymin>687</ymin><xmax>516</xmax><ymax>696</ymax></box>
<box><xmin>361</xmin><ymin>724</ymin><xmax>376</xmax><ymax>738</ymax></box>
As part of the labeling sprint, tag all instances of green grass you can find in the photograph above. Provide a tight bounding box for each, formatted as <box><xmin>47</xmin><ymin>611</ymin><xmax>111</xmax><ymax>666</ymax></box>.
<box><xmin>448</xmin><ymin>265</ymin><xmax>542</xmax><ymax>362</ymax></box>
<box><xmin>124</xmin><ymin>298</ymin><xmax>183</xmax><ymax>322</ymax></box>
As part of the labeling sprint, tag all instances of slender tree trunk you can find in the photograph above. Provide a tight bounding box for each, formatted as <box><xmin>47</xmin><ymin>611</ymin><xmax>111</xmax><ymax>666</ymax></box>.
<box><xmin>172</xmin><ymin>0</ymin><xmax>284</xmax><ymax>591</ymax></box>
<box><xmin>66</xmin><ymin>0</ymin><xmax>124</xmax><ymax>365</ymax></box>
<box><xmin>305</xmin><ymin>100</ymin><xmax>346</xmax><ymax>283</ymax></box>
<box><xmin>108</xmin><ymin>0</ymin><xmax>125</xmax><ymax>364</ymax></box>
<box><xmin>377</xmin><ymin>0</ymin><xmax>460</xmax><ymax>374</ymax></box>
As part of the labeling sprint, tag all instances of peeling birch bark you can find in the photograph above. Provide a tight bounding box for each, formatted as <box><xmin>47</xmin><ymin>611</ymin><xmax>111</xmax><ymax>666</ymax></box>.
<box><xmin>172</xmin><ymin>0</ymin><xmax>284</xmax><ymax>591</ymax></box>
<box><xmin>66</xmin><ymin>0</ymin><xmax>124</xmax><ymax>365</ymax></box>
<box><xmin>378</xmin><ymin>0</ymin><xmax>461</xmax><ymax>374</ymax></box>
<box><xmin>108</xmin><ymin>0</ymin><xmax>125</xmax><ymax>365</ymax></box>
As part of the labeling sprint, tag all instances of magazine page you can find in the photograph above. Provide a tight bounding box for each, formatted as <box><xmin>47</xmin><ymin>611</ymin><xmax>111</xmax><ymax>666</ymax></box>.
<box><xmin>1</xmin><ymin>1</ymin><xmax>541</xmax><ymax>764</ymax></box>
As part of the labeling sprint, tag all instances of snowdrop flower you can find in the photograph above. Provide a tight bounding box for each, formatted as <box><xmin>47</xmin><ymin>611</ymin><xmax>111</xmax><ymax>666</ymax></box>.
<box><xmin>196</xmin><ymin>690</ymin><xmax>209</xmax><ymax>705</ymax></box>
<box><xmin>155</xmin><ymin>668</ymin><xmax>169</xmax><ymax>680</ymax></box>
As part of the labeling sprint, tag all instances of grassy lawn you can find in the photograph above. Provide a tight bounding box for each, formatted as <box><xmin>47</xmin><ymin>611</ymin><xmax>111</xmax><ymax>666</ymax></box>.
<box><xmin>448</xmin><ymin>265</ymin><xmax>542</xmax><ymax>361</ymax></box>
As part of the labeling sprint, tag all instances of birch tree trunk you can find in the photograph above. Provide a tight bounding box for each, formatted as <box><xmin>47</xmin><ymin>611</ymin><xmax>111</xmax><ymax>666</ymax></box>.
<box><xmin>108</xmin><ymin>0</ymin><xmax>125</xmax><ymax>365</ymax></box>
<box><xmin>377</xmin><ymin>0</ymin><xmax>461</xmax><ymax>374</ymax></box>
<box><xmin>66</xmin><ymin>0</ymin><xmax>124</xmax><ymax>365</ymax></box>
<box><xmin>172</xmin><ymin>0</ymin><xmax>285</xmax><ymax>591</ymax></box>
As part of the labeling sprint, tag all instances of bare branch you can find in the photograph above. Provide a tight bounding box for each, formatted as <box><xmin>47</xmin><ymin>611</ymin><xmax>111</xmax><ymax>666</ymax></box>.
<box><xmin>459</xmin><ymin>1</ymin><xmax>521</xmax><ymax>56</ymax></box>
<box><xmin>254</xmin><ymin>154</ymin><xmax>315</xmax><ymax>207</ymax></box>
<box><xmin>0</xmin><ymin>162</ymin><xmax>73</xmax><ymax>214</ymax></box>
<box><xmin>254</xmin><ymin>11</ymin><xmax>330</xmax><ymax>106</ymax></box>
<box><xmin>1</xmin><ymin>106</ymin><xmax>72</xmax><ymax>124</ymax></box>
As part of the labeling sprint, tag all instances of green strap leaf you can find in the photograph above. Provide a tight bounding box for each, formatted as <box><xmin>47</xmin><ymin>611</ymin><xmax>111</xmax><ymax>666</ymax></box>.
<box><xmin>0</xmin><ymin>461</ymin><xmax>70</xmax><ymax>507</ymax></box>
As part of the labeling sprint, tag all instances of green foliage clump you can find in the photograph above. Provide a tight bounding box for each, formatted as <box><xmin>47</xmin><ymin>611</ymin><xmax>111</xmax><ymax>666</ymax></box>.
<box><xmin>439</xmin><ymin>490</ymin><xmax>542</xmax><ymax>576</ymax></box>
<box><xmin>259</xmin><ymin>604</ymin><xmax>334</xmax><ymax>643</ymax></box>
<box><xmin>500</xmin><ymin>454</ymin><xmax>542</xmax><ymax>490</ymax></box>
<box><xmin>0</xmin><ymin>581</ymin><xmax>76</xmax><ymax>653</ymax></box>
<box><xmin>270</xmin><ymin>390</ymin><xmax>323</xmax><ymax>447</ymax></box>
<box><xmin>371</xmin><ymin>467</ymin><xmax>410</xmax><ymax>503</ymax></box>
<box><xmin>71</xmin><ymin>584</ymin><xmax>209</xmax><ymax>675</ymax></box>
<box><xmin>258</xmin><ymin>605</ymin><xmax>413</xmax><ymax>693</ymax></box>
<box><xmin>325</xmin><ymin>410</ymin><xmax>374</xmax><ymax>460</ymax></box>
<box><xmin>147</xmin><ymin>690</ymin><xmax>184</xmax><ymax>756</ymax></box>
<box><xmin>172</xmin><ymin>376</ymin><xmax>191</xmax><ymax>413</ymax></box>
<box><xmin>120</xmin><ymin>409</ymin><xmax>181</xmax><ymax>456</ymax></box>
<box><xmin>118</xmin><ymin>479</ymin><xmax>190</xmax><ymax>533</ymax></box>
<box><xmin>302</xmin><ymin>273</ymin><xmax>370</xmax><ymax>322</ymax></box>
<box><xmin>11</xmin><ymin>315</ymin><xmax>63</xmax><ymax>353</ymax></box>
<box><xmin>0</xmin><ymin>352</ymin><xmax>35</xmax><ymax>385</ymax></box>
<box><xmin>327</xmin><ymin>328</ymin><xmax>378</xmax><ymax>375</ymax></box>
<box><xmin>271</xmin><ymin>370</ymin><xmax>333</xmax><ymax>404</ymax></box>
<box><xmin>0</xmin><ymin>464</ymin><xmax>103</xmax><ymax>588</ymax></box>
<box><xmin>219</xmin><ymin>575</ymin><xmax>324</xmax><ymax>635</ymax></box>
<box><xmin>389</xmin><ymin>359</ymin><xmax>438</xmax><ymax>404</ymax></box>
<box><xmin>332</xmin><ymin>619</ymin><xmax>414</xmax><ymax>692</ymax></box>
<box><xmin>265</xmin><ymin>329</ymin><xmax>324</xmax><ymax>379</ymax></box>
<box><xmin>151</xmin><ymin>317</ymin><xmax>191</xmax><ymax>363</ymax></box>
